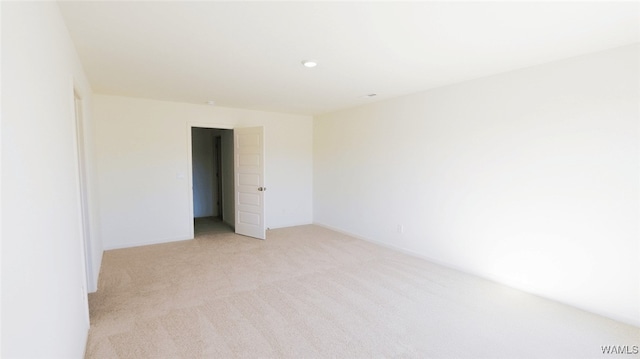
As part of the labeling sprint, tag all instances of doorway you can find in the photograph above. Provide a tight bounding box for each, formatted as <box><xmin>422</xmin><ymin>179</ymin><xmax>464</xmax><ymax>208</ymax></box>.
<box><xmin>188</xmin><ymin>124</ymin><xmax>266</xmax><ymax>240</ymax></box>
<box><xmin>191</xmin><ymin>127</ymin><xmax>233</xmax><ymax>235</ymax></box>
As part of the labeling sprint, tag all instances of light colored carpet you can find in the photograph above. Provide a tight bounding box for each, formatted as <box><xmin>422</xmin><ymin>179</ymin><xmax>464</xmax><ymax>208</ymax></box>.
<box><xmin>85</xmin><ymin>225</ymin><xmax>639</xmax><ymax>358</ymax></box>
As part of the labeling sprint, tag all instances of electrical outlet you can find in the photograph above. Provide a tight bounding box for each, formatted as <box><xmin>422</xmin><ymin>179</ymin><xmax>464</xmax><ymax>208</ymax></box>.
<box><xmin>397</xmin><ymin>224</ymin><xmax>404</xmax><ymax>234</ymax></box>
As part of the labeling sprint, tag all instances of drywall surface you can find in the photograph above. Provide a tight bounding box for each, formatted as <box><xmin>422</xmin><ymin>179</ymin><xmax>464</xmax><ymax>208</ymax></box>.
<box><xmin>93</xmin><ymin>95</ymin><xmax>313</xmax><ymax>249</ymax></box>
<box><xmin>314</xmin><ymin>44</ymin><xmax>639</xmax><ymax>326</ymax></box>
<box><xmin>1</xmin><ymin>2</ymin><xmax>96</xmax><ymax>357</ymax></box>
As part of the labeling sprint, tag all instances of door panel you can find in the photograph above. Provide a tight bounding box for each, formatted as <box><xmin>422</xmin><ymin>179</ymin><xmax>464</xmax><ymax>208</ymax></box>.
<box><xmin>234</xmin><ymin>126</ymin><xmax>266</xmax><ymax>239</ymax></box>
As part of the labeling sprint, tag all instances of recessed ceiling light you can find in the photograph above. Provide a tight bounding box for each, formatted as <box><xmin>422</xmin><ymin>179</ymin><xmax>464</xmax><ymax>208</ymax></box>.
<box><xmin>206</xmin><ymin>100</ymin><xmax>216</xmax><ymax>106</ymax></box>
<box><xmin>302</xmin><ymin>60</ymin><xmax>317</xmax><ymax>68</ymax></box>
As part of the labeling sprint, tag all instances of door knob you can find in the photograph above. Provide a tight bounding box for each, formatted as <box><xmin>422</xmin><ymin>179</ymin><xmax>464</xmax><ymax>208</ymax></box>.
<box><xmin>258</xmin><ymin>187</ymin><xmax>266</xmax><ymax>191</ymax></box>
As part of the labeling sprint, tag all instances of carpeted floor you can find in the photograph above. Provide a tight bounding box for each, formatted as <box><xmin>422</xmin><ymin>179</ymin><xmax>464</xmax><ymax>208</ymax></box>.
<box><xmin>85</xmin><ymin>225</ymin><xmax>639</xmax><ymax>358</ymax></box>
<box><xmin>194</xmin><ymin>216</ymin><xmax>233</xmax><ymax>236</ymax></box>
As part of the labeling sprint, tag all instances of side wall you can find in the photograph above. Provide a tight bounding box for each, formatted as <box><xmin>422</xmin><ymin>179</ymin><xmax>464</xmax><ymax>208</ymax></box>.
<box><xmin>314</xmin><ymin>44</ymin><xmax>639</xmax><ymax>326</ymax></box>
<box><xmin>1</xmin><ymin>2</ymin><xmax>97</xmax><ymax>357</ymax></box>
<box><xmin>93</xmin><ymin>95</ymin><xmax>313</xmax><ymax>249</ymax></box>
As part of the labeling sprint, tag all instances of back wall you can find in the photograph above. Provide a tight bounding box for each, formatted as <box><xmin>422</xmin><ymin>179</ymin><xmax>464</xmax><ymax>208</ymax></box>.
<box><xmin>93</xmin><ymin>95</ymin><xmax>313</xmax><ymax>249</ymax></box>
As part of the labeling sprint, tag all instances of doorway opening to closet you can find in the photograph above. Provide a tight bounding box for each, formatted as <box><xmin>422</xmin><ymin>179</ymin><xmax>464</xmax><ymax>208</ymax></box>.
<box><xmin>191</xmin><ymin>127</ymin><xmax>234</xmax><ymax>236</ymax></box>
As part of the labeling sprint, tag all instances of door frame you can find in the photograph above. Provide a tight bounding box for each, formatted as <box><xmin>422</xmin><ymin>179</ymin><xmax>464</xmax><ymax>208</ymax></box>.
<box><xmin>70</xmin><ymin>81</ymin><xmax>91</xmax><ymax>324</ymax></box>
<box><xmin>186</xmin><ymin>122</ymin><xmax>233</xmax><ymax>239</ymax></box>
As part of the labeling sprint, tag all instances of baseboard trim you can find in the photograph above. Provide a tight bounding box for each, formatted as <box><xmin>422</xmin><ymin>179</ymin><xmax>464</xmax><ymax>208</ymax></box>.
<box><xmin>88</xmin><ymin>249</ymin><xmax>103</xmax><ymax>293</ymax></box>
<box><xmin>268</xmin><ymin>222</ymin><xmax>314</xmax><ymax>230</ymax></box>
<box><xmin>103</xmin><ymin>235</ymin><xmax>193</xmax><ymax>251</ymax></box>
<box><xmin>312</xmin><ymin>222</ymin><xmax>454</xmax><ymax>268</ymax></box>
<box><xmin>312</xmin><ymin>222</ymin><xmax>640</xmax><ymax>328</ymax></box>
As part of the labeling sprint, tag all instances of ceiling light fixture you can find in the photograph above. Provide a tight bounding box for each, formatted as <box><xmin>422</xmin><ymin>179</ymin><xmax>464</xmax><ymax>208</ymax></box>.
<box><xmin>206</xmin><ymin>100</ymin><xmax>216</xmax><ymax>106</ymax></box>
<box><xmin>302</xmin><ymin>60</ymin><xmax>317</xmax><ymax>68</ymax></box>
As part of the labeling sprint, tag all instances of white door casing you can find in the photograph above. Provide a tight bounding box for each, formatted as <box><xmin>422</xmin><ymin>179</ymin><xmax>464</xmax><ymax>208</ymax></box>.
<box><xmin>73</xmin><ymin>92</ymin><xmax>90</xmax><ymax>285</ymax></box>
<box><xmin>234</xmin><ymin>126</ymin><xmax>266</xmax><ymax>239</ymax></box>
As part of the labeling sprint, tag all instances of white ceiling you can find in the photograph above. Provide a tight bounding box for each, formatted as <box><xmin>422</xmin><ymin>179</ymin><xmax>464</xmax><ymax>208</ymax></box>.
<box><xmin>58</xmin><ymin>1</ymin><xmax>639</xmax><ymax>115</ymax></box>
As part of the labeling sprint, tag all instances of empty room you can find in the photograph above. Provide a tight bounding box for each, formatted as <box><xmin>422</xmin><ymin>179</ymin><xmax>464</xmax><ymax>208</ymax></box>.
<box><xmin>1</xmin><ymin>1</ymin><xmax>639</xmax><ymax>358</ymax></box>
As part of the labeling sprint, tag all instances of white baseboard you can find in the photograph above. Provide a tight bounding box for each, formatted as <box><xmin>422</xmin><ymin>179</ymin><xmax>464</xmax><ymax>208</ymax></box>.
<box><xmin>312</xmin><ymin>222</ymin><xmax>640</xmax><ymax>328</ymax></box>
<box><xmin>268</xmin><ymin>221</ymin><xmax>314</xmax><ymax>230</ymax></box>
<box><xmin>103</xmin><ymin>235</ymin><xmax>193</xmax><ymax>251</ymax></box>
<box><xmin>312</xmin><ymin>222</ymin><xmax>456</xmax><ymax>268</ymax></box>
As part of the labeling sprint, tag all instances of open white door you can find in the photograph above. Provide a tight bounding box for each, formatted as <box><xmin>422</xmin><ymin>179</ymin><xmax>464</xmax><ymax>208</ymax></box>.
<box><xmin>234</xmin><ymin>126</ymin><xmax>266</xmax><ymax>239</ymax></box>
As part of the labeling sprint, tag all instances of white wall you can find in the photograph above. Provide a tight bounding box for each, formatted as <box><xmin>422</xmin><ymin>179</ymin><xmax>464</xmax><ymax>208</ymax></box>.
<box><xmin>314</xmin><ymin>44</ymin><xmax>640</xmax><ymax>327</ymax></box>
<box><xmin>93</xmin><ymin>95</ymin><xmax>313</xmax><ymax>249</ymax></box>
<box><xmin>1</xmin><ymin>2</ymin><xmax>99</xmax><ymax>357</ymax></box>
